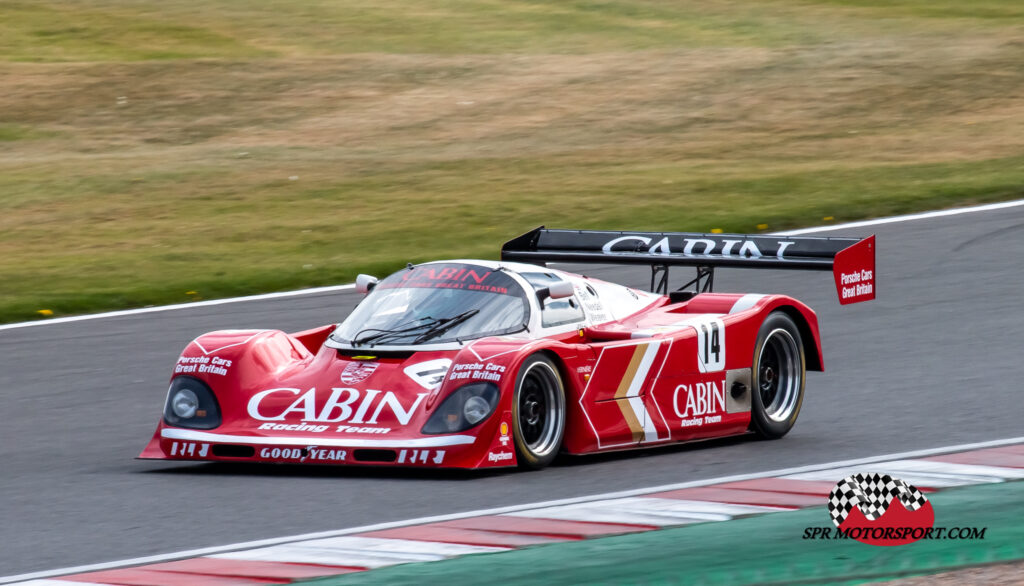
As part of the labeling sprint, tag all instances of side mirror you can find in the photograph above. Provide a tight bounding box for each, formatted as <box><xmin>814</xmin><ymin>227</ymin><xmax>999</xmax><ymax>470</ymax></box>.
<box><xmin>537</xmin><ymin>280</ymin><xmax>575</xmax><ymax>302</ymax></box>
<box><xmin>355</xmin><ymin>274</ymin><xmax>379</xmax><ymax>294</ymax></box>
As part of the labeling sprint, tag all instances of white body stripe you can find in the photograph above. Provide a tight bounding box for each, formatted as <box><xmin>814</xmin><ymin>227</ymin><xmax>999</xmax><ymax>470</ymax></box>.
<box><xmin>624</xmin><ymin>341</ymin><xmax>660</xmax><ymax>399</ymax></box>
<box><xmin>729</xmin><ymin>294</ymin><xmax>765</xmax><ymax>314</ymax></box>
<box><xmin>626</xmin><ymin>343</ymin><xmax>663</xmax><ymax>442</ymax></box>
<box><xmin>192</xmin><ymin>331</ymin><xmax>268</xmax><ymax>355</ymax></box>
<box><xmin>628</xmin><ymin>396</ymin><xmax>660</xmax><ymax>443</ymax></box>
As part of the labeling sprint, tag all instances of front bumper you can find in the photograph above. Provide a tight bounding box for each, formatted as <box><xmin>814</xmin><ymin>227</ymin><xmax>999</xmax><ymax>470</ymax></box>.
<box><xmin>139</xmin><ymin>425</ymin><xmax>515</xmax><ymax>469</ymax></box>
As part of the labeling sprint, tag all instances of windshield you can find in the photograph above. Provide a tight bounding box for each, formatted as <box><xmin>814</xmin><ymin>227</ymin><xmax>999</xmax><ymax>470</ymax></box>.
<box><xmin>331</xmin><ymin>263</ymin><xmax>529</xmax><ymax>346</ymax></box>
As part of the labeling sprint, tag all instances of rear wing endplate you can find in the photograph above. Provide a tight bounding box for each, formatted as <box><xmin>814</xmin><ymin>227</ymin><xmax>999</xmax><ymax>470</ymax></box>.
<box><xmin>501</xmin><ymin>227</ymin><xmax>875</xmax><ymax>304</ymax></box>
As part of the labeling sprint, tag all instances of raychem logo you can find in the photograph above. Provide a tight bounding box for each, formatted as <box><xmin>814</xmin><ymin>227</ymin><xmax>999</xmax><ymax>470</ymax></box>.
<box><xmin>828</xmin><ymin>473</ymin><xmax>934</xmax><ymax>546</ymax></box>
<box><xmin>803</xmin><ymin>473</ymin><xmax>986</xmax><ymax>545</ymax></box>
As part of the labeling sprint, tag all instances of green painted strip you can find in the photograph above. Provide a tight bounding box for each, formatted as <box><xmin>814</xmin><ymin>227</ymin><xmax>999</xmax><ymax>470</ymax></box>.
<box><xmin>302</xmin><ymin>481</ymin><xmax>1024</xmax><ymax>585</ymax></box>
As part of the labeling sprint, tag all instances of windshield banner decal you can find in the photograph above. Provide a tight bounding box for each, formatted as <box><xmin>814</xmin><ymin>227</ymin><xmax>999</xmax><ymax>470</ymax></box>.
<box><xmin>378</xmin><ymin>265</ymin><xmax>515</xmax><ymax>295</ymax></box>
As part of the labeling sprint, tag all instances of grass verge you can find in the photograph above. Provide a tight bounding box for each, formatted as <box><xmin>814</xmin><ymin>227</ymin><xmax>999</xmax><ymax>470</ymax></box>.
<box><xmin>1</xmin><ymin>1</ymin><xmax>1023</xmax><ymax>323</ymax></box>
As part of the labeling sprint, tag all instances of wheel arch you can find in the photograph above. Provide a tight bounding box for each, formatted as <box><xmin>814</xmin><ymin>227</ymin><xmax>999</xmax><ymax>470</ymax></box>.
<box><xmin>772</xmin><ymin>304</ymin><xmax>823</xmax><ymax>371</ymax></box>
<box><xmin>535</xmin><ymin>348</ymin><xmax>571</xmax><ymax>383</ymax></box>
<box><xmin>533</xmin><ymin>346</ymin><xmax>574</xmax><ymax>419</ymax></box>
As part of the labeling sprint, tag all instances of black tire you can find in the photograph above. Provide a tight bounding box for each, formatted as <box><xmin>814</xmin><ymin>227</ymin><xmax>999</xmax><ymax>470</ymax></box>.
<box><xmin>511</xmin><ymin>354</ymin><xmax>566</xmax><ymax>469</ymax></box>
<box><xmin>749</xmin><ymin>312</ymin><xmax>806</xmax><ymax>439</ymax></box>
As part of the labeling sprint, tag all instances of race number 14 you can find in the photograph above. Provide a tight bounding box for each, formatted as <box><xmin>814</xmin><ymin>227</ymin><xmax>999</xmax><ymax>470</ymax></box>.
<box><xmin>696</xmin><ymin>318</ymin><xmax>726</xmax><ymax>373</ymax></box>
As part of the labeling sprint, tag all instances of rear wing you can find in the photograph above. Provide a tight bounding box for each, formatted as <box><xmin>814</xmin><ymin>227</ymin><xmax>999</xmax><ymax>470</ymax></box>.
<box><xmin>501</xmin><ymin>227</ymin><xmax>875</xmax><ymax>304</ymax></box>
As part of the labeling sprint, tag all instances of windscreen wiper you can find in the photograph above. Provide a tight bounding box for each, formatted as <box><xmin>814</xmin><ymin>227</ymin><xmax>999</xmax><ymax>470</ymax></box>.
<box><xmin>412</xmin><ymin>309</ymin><xmax>480</xmax><ymax>344</ymax></box>
<box><xmin>352</xmin><ymin>317</ymin><xmax>440</xmax><ymax>346</ymax></box>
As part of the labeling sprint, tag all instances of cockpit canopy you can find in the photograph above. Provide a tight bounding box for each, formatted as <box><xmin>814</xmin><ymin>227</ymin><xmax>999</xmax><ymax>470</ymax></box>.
<box><xmin>330</xmin><ymin>263</ymin><xmax>529</xmax><ymax>347</ymax></box>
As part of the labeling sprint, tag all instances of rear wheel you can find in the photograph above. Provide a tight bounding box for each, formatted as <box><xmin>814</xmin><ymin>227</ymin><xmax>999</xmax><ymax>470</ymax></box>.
<box><xmin>511</xmin><ymin>354</ymin><xmax>566</xmax><ymax>469</ymax></box>
<box><xmin>750</xmin><ymin>312</ymin><xmax>805</xmax><ymax>439</ymax></box>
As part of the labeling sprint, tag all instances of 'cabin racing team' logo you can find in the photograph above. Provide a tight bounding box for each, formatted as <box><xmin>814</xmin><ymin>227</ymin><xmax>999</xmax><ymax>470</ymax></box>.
<box><xmin>341</xmin><ymin>362</ymin><xmax>379</xmax><ymax>385</ymax></box>
<box><xmin>827</xmin><ymin>473</ymin><xmax>934</xmax><ymax>546</ymax></box>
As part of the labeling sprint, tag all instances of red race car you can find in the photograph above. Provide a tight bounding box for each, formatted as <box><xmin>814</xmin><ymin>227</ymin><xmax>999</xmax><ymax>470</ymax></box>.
<box><xmin>140</xmin><ymin>228</ymin><xmax>875</xmax><ymax>469</ymax></box>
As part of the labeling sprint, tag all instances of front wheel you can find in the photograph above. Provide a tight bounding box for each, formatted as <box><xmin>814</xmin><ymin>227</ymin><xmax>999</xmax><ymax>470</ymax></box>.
<box><xmin>749</xmin><ymin>312</ymin><xmax>806</xmax><ymax>439</ymax></box>
<box><xmin>511</xmin><ymin>354</ymin><xmax>566</xmax><ymax>469</ymax></box>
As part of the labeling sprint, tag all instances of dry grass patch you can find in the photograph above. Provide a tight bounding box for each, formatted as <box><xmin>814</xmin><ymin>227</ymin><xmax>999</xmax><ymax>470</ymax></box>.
<box><xmin>1</xmin><ymin>1</ymin><xmax>1023</xmax><ymax>321</ymax></box>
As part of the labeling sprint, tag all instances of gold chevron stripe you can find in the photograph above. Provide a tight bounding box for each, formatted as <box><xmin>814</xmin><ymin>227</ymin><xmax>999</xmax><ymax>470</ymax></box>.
<box><xmin>615</xmin><ymin>344</ymin><xmax>648</xmax><ymax>442</ymax></box>
<box><xmin>615</xmin><ymin>344</ymin><xmax>647</xmax><ymax>399</ymax></box>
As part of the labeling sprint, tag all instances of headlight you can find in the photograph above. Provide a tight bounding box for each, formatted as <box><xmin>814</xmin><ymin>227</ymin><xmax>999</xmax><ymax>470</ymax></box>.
<box><xmin>421</xmin><ymin>382</ymin><xmax>499</xmax><ymax>434</ymax></box>
<box><xmin>172</xmin><ymin>389</ymin><xmax>199</xmax><ymax>418</ymax></box>
<box><xmin>463</xmin><ymin>395</ymin><xmax>490</xmax><ymax>425</ymax></box>
<box><xmin>163</xmin><ymin>376</ymin><xmax>221</xmax><ymax>429</ymax></box>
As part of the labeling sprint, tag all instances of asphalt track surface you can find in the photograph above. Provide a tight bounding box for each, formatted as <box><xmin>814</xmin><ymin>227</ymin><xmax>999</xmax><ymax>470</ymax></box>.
<box><xmin>2</xmin><ymin>206</ymin><xmax>1023</xmax><ymax>576</ymax></box>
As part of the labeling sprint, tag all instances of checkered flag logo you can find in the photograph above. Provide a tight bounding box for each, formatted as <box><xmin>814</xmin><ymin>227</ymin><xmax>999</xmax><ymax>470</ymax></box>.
<box><xmin>828</xmin><ymin>473</ymin><xmax>929</xmax><ymax>527</ymax></box>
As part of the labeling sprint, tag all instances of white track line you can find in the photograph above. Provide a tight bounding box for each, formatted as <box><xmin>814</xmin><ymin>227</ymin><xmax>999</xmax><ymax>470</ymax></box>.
<box><xmin>15</xmin><ymin>581</ymin><xmax>108</xmax><ymax>586</ymax></box>
<box><xmin>0</xmin><ymin>284</ymin><xmax>354</xmax><ymax>333</ymax></box>
<box><xmin>2</xmin><ymin>198</ymin><xmax>1023</xmax><ymax>333</ymax></box>
<box><xmin>211</xmin><ymin>536</ymin><xmax>506</xmax><ymax>568</ymax></box>
<box><xmin>505</xmin><ymin>497</ymin><xmax>783</xmax><ymax>525</ymax></box>
<box><xmin>783</xmin><ymin>460</ymin><xmax>1024</xmax><ymax>487</ymax></box>
<box><xmin>3</xmin><ymin>435</ymin><xmax>1021</xmax><ymax>585</ymax></box>
<box><xmin>775</xmin><ymin>199</ymin><xmax>1024</xmax><ymax>236</ymax></box>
